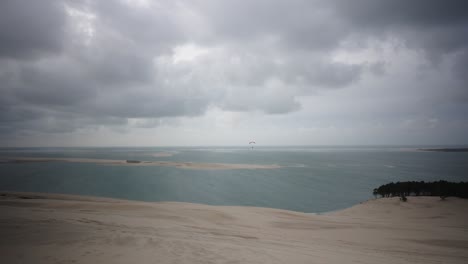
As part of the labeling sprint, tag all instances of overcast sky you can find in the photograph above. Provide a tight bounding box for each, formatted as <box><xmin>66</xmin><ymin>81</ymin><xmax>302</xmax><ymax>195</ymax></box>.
<box><xmin>1</xmin><ymin>0</ymin><xmax>467</xmax><ymax>147</ymax></box>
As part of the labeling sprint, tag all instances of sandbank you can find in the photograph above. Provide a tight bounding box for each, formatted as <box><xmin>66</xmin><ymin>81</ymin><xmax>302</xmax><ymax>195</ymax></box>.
<box><xmin>1</xmin><ymin>157</ymin><xmax>281</xmax><ymax>170</ymax></box>
<box><xmin>151</xmin><ymin>151</ymin><xmax>177</xmax><ymax>157</ymax></box>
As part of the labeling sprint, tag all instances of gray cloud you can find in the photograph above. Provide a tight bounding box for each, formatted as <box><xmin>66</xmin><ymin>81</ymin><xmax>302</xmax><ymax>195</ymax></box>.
<box><xmin>0</xmin><ymin>0</ymin><xmax>66</xmax><ymax>59</ymax></box>
<box><xmin>333</xmin><ymin>0</ymin><xmax>468</xmax><ymax>62</ymax></box>
<box><xmin>334</xmin><ymin>0</ymin><xmax>468</xmax><ymax>28</ymax></box>
<box><xmin>0</xmin><ymin>0</ymin><xmax>467</xmax><ymax>144</ymax></box>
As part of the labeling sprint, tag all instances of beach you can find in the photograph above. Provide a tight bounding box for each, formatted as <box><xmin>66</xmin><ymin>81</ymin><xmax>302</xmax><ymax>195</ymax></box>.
<box><xmin>1</xmin><ymin>193</ymin><xmax>467</xmax><ymax>264</ymax></box>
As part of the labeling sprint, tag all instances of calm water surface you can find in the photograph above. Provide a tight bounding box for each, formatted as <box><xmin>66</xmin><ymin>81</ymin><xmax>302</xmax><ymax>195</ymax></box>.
<box><xmin>0</xmin><ymin>146</ymin><xmax>467</xmax><ymax>212</ymax></box>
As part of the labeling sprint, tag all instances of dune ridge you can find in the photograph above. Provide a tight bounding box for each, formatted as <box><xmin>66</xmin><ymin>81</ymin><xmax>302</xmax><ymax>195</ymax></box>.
<box><xmin>0</xmin><ymin>192</ymin><xmax>467</xmax><ymax>263</ymax></box>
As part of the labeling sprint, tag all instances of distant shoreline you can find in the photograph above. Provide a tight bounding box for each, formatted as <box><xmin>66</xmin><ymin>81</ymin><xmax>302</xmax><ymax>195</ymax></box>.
<box><xmin>418</xmin><ymin>148</ymin><xmax>468</xmax><ymax>152</ymax></box>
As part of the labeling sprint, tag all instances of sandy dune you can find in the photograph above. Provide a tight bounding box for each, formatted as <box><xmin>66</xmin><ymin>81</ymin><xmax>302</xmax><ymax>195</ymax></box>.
<box><xmin>0</xmin><ymin>193</ymin><xmax>467</xmax><ymax>264</ymax></box>
<box><xmin>1</xmin><ymin>157</ymin><xmax>281</xmax><ymax>170</ymax></box>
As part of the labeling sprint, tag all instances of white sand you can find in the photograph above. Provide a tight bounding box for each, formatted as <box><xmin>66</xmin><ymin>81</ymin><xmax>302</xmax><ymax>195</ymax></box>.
<box><xmin>3</xmin><ymin>157</ymin><xmax>281</xmax><ymax>170</ymax></box>
<box><xmin>0</xmin><ymin>193</ymin><xmax>467</xmax><ymax>264</ymax></box>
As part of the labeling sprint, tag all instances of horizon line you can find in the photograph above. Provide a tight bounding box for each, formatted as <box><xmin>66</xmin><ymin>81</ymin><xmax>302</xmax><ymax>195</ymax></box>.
<box><xmin>1</xmin><ymin>144</ymin><xmax>468</xmax><ymax>148</ymax></box>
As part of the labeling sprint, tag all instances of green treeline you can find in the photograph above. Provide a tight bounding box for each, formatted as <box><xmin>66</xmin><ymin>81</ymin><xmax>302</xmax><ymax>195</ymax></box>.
<box><xmin>373</xmin><ymin>181</ymin><xmax>468</xmax><ymax>198</ymax></box>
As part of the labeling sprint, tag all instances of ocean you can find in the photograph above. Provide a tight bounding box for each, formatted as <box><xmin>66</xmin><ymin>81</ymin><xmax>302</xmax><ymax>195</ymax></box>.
<box><xmin>0</xmin><ymin>146</ymin><xmax>467</xmax><ymax>213</ymax></box>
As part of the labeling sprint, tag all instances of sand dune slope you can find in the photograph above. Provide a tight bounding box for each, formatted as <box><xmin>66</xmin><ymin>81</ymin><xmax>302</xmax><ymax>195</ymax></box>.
<box><xmin>1</xmin><ymin>193</ymin><xmax>467</xmax><ymax>264</ymax></box>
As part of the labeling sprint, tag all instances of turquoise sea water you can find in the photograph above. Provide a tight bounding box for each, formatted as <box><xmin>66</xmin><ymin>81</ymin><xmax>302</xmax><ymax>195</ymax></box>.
<box><xmin>0</xmin><ymin>146</ymin><xmax>467</xmax><ymax>213</ymax></box>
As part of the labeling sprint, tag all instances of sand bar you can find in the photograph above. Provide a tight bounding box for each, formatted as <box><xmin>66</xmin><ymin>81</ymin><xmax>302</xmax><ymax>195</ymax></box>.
<box><xmin>0</xmin><ymin>192</ymin><xmax>467</xmax><ymax>263</ymax></box>
<box><xmin>151</xmin><ymin>151</ymin><xmax>177</xmax><ymax>157</ymax></box>
<box><xmin>1</xmin><ymin>157</ymin><xmax>281</xmax><ymax>170</ymax></box>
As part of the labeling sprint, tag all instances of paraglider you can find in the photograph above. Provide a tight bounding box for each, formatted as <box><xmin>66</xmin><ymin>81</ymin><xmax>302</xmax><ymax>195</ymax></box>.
<box><xmin>249</xmin><ymin>141</ymin><xmax>256</xmax><ymax>150</ymax></box>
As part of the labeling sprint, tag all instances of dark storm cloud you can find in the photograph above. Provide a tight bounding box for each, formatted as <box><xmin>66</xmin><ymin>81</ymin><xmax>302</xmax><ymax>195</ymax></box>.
<box><xmin>0</xmin><ymin>0</ymin><xmax>467</xmax><ymax>138</ymax></box>
<box><xmin>193</xmin><ymin>0</ymin><xmax>468</xmax><ymax>57</ymax></box>
<box><xmin>453</xmin><ymin>50</ymin><xmax>468</xmax><ymax>82</ymax></box>
<box><xmin>333</xmin><ymin>0</ymin><xmax>468</xmax><ymax>61</ymax></box>
<box><xmin>0</xmin><ymin>0</ymin><xmax>66</xmax><ymax>59</ymax></box>
<box><xmin>16</xmin><ymin>64</ymin><xmax>95</xmax><ymax>106</ymax></box>
<box><xmin>334</xmin><ymin>0</ymin><xmax>468</xmax><ymax>28</ymax></box>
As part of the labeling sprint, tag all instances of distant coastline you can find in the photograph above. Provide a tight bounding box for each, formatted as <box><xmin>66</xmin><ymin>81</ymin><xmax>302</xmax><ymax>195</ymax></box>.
<box><xmin>418</xmin><ymin>148</ymin><xmax>468</xmax><ymax>152</ymax></box>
